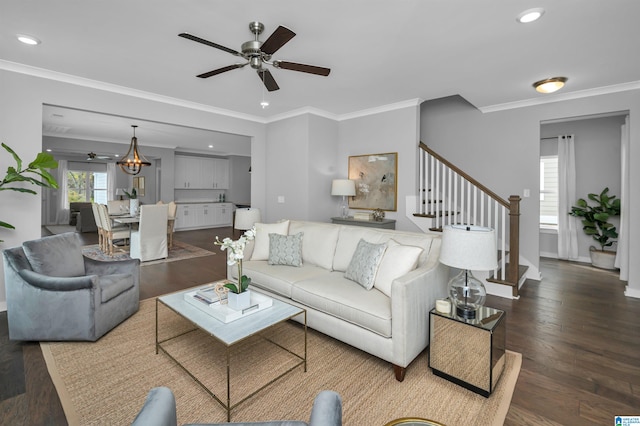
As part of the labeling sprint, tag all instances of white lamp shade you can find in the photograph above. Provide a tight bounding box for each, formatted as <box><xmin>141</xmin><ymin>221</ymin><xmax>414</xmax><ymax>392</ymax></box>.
<box><xmin>115</xmin><ymin>188</ymin><xmax>127</xmax><ymax>196</ymax></box>
<box><xmin>331</xmin><ymin>179</ymin><xmax>356</xmax><ymax>196</ymax></box>
<box><xmin>439</xmin><ymin>225</ymin><xmax>498</xmax><ymax>271</ymax></box>
<box><xmin>235</xmin><ymin>208</ymin><xmax>261</xmax><ymax>230</ymax></box>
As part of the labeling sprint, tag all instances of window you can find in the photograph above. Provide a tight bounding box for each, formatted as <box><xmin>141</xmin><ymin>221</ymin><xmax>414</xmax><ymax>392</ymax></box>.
<box><xmin>66</xmin><ymin>170</ymin><xmax>108</xmax><ymax>206</ymax></box>
<box><xmin>540</xmin><ymin>156</ymin><xmax>558</xmax><ymax>227</ymax></box>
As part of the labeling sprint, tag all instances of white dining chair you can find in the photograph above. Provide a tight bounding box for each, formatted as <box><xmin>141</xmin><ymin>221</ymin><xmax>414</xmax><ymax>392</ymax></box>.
<box><xmin>98</xmin><ymin>204</ymin><xmax>131</xmax><ymax>256</ymax></box>
<box><xmin>130</xmin><ymin>204</ymin><xmax>169</xmax><ymax>262</ymax></box>
<box><xmin>167</xmin><ymin>201</ymin><xmax>178</xmax><ymax>249</ymax></box>
<box><xmin>91</xmin><ymin>202</ymin><xmax>105</xmax><ymax>252</ymax></box>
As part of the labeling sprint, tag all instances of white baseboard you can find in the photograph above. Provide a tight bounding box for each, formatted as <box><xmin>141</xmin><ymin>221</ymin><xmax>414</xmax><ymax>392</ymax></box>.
<box><xmin>625</xmin><ymin>286</ymin><xmax>640</xmax><ymax>299</ymax></box>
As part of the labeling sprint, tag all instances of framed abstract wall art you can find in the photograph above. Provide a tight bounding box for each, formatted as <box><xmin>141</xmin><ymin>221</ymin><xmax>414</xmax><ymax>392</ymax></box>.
<box><xmin>348</xmin><ymin>152</ymin><xmax>397</xmax><ymax>211</ymax></box>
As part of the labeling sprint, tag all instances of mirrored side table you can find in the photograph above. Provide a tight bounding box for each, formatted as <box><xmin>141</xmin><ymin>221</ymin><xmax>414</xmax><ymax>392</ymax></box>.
<box><xmin>428</xmin><ymin>305</ymin><xmax>506</xmax><ymax>397</ymax></box>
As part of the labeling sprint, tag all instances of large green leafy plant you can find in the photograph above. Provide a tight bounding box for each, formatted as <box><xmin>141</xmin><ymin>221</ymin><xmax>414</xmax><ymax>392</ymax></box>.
<box><xmin>569</xmin><ymin>187</ymin><xmax>621</xmax><ymax>252</ymax></box>
<box><xmin>1</xmin><ymin>143</ymin><xmax>59</xmax><ymax>241</ymax></box>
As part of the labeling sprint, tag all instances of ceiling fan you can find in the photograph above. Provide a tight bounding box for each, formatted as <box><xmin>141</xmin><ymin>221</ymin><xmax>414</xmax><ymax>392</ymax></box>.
<box><xmin>178</xmin><ymin>21</ymin><xmax>331</xmax><ymax>91</ymax></box>
<box><xmin>86</xmin><ymin>152</ymin><xmax>112</xmax><ymax>161</ymax></box>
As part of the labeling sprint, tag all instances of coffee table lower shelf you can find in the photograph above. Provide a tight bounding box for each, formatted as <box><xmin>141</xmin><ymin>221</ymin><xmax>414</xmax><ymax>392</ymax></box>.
<box><xmin>155</xmin><ymin>290</ymin><xmax>307</xmax><ymax>421</ymax></box>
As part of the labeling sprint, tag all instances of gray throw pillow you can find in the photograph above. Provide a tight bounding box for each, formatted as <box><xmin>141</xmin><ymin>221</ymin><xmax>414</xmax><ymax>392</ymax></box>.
<box><xmin>344</xmin><ymin>239</ymin><xmax>387</xmax><ymax>290</ymax></box>
<box><xmin>268</xmin><ymin>232</ymin><xmax>303</xmax><ymax>267</ymax></box>
<box><xmin>22</xmin><ymin>232</ymin><xmax>85</xmax><ymax>277</ymax></box>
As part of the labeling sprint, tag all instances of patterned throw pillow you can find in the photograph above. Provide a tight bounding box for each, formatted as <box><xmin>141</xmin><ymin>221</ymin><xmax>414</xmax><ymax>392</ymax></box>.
<box><xmin>268</xmin><ymin>232</ymin><xmax>303</xmax><ymax>267</ymax></box>
<box><xmin>344</xmin><ymin>239</ymin><xmax>387</xmax><ymax>290</ymax></box>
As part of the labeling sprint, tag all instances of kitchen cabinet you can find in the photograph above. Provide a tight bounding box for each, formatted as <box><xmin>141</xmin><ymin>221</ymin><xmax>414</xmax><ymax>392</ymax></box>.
<box><xmin>174</xmin><ymin>203</ymin><xmax>233</xmax><ymax>230</ymax></box>
<box><xmin>174</xmin><ymin>155</ymin><xmax>229</xmax><ymax>189</ymax></box>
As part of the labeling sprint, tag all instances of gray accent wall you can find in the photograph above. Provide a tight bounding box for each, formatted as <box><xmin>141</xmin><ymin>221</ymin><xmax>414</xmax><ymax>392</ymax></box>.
<box><xmin>420</xmin><ymin>91</ymin><xmax>640</xmax><ymax>298</ymax></box>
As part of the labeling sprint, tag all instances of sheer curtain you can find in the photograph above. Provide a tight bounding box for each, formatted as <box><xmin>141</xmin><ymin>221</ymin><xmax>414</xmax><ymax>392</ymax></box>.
<box><xmin>54</xmin><ymin>160</ymin><xmax>69</xmax><ymax>225</ymax></box>
<box><xmin>557</xmin><ymin>135</ymin><xmax>579</xmax><ymax>260</ymax></box>
<box><xmin>615</xmin><ymin>115</ymin><xmax>629</xmax><ymax>280</ymax></box>
<box><xmin>107</xmin><ymin>162</ymin><xmax>116</xmax><ymax>201</ymax></box>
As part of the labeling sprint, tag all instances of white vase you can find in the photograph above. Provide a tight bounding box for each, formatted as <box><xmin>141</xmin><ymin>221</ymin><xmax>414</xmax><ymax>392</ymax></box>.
<box><xmin>227</xmin><ymin>289</ymin><xmax>251</xmax><ymax>311</ymax></box>
<box><xmin>129</xmin><ymin>199</ymin><xmax>139</xmax><ymax>216</ymax></box>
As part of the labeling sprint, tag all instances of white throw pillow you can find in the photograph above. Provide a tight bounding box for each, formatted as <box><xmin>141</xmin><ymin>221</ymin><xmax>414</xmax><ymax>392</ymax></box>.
<box><xmin>374</xmin><ymin>239</ymin><xmax>423</xmax><ymax>297</ymax></box>
<box><xmin>251</xmin><ymin>220</ymin><xmax>290</xmax><ymax>261</ymax></box>
<box><xmin>344</xmin><ymin>239</ymin><xmax>387</xmax><ymax>290</ymax></box>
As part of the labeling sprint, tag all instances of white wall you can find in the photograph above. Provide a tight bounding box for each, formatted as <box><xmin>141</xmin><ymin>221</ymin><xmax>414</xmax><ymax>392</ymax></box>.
<box><xmin>539</xmin><ymin>115</ymin><xmax>625</xmax><ymax>260</ymax></box>
<box><xmin>0</xmin><ymin>69</ymin><xmax>266</xmax><ymax>308</ymax></box>
<box><xmin>338</xmin><ymin>105</ymin><xmax>421</xmax><ymax>231</ymax></box>
<box><xmin>420</xmin><ymin>90</ymin><xmax>640</xmax><ymax>298</ymax></box>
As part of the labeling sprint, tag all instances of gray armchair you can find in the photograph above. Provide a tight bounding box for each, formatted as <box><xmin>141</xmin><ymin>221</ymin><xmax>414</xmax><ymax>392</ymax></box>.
<box><xmin>131</xmin><ymin>387</ymin><xmax>342</xmax><ymax>426</ymax></box>
<box><xmin>2</xmin><ymin>232</ymin><xmax>140</xmax><ymax>341</ymax></box>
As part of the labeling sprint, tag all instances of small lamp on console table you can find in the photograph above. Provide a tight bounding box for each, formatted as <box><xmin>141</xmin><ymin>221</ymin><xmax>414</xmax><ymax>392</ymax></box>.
<box><xmin>234</xmin><ymin>208</ymin><xmax>261</xmax><ymax>232</ymax></box>
<box><xmin>439</xmin><ymin>225</ymin><xmax>497</xmax><ymax>319</ymax></box>
<box><xmin>331</xmin><ymin>179</ymin><xmax>356</xmax><ymax>219</ymax></box>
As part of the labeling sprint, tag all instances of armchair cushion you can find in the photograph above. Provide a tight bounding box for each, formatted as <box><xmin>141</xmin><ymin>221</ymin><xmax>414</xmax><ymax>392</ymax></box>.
<box><xmin>18</xmin><ymin>269</ymin><xmax>94</xmax><ymax>291</ymax></box>
<box><xmin>22</xmin><ymin>232</ymin><xmax>85</xmax><ymax>277</ymax></box>
<box><xmin>100</xmin><ymin>273</ymin><xmax>135</xmax><ymax>303</ymax></box>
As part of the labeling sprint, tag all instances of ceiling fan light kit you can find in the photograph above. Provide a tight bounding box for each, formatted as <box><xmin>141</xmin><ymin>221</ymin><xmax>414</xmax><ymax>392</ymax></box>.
<box><xmin>179</xmin><ymin>21</ymin><xmax>331</xmax><ymax>93</ymax></box>
<box><xmin>116</xmin><ymin>125</ymin><xmax>151</xmax><ymax>175</ymax></box>
<box><xmin>533</xmin><ymin>76</ymin><xmax>568</xmax><ymax>94</ymax></box>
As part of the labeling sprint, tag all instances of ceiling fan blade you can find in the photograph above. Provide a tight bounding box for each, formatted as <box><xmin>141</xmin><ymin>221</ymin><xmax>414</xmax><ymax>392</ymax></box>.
<box><xmin>258</xmin><ymin>69</ymin><xmax>280</xmax><ymax>91</ymax></box>
<box><xmin>260</xmin><ymin>26</ymin><xmax>296</xmax><ymax>55</ymax></box>
<box><xmin>274</xmin><ymin>61</ymin><xmax>331</xmax><ymax>76</ymax></box>
<box><xmin>197</xmin><ymin>64</ymin><xmax>245</xmax><ymax>78</ymax></box>
<box><xmin>178</xmin><ymin>32</ymin><xmax>241</xmax><ymax>56</ymax></box>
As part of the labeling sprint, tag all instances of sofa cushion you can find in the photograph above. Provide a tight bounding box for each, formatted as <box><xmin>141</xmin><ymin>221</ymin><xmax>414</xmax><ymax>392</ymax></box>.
<box><xmin>332</xmin><ymin>226</ymin><xmax>384</xmax><ymax>272</ymax></box>
<box><xmin>268</xmin><ymin>232</ymin><xmax>303</xmax><ymax>267</ymax></box>
<box><xmin>292</xmin><ymin>272</ymin><xmax>392</xmax><ymax>338</ymax></box>
<box><xmin>374</xmin><ymin>239</ymin><xmax>423</xmax><ymax>297</ymax></box>
<box><xmin>239</xmin><ymin>261</ymin><xmax>330</xmax><ymax>298</ymax></box>
<box><xmin>344</xmin><ymin>239</ymin><xmax>387</xmax><ymax>290</ymax></box>
<box><xmin>289</xmin><ymin>221</ymin><xmax>339</xmax><ymax>270</ymax></box>
<box><xmin>373</xmin><ymin>231</ymin><xmax>436</xmax><ymax>267</ymax></box>
<box><xmin>251</xmin><ymin>221</ymin><xmax>290</xmax><ymax>261</ymax></box>
<box><xmin>22</xmin><ymin>232</ymin><xmax>85</xmax><ymax>277</ymax></box>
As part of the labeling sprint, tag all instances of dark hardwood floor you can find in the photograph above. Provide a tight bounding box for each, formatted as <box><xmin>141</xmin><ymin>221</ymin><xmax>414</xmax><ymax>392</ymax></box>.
<box><xmin>1</xmin><ymin>227</ymin><xmax>638</xmax><ymax>425</ymax></box>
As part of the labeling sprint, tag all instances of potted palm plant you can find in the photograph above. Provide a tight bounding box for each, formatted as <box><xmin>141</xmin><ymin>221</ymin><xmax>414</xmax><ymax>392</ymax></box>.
<box><xmin>569</xmin><ymin>187</ymin><xmax>620</xmax><ymax>269</ymax></box>
<box><xmin>1</xmin><ymin>143</ymin><xmax>58</xmax><ymax>242</ymax></box>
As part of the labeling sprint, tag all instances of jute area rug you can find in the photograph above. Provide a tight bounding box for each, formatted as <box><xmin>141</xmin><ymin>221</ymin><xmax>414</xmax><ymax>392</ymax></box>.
<box><xmin>81</xmin><ymin>240</ymin><xmax>215</xmax><ymax>266</ymax></box>
<box><xmin>41</xmin><ymin>299</ymin><xmax>521</xmax><ymax>426</ymax></box>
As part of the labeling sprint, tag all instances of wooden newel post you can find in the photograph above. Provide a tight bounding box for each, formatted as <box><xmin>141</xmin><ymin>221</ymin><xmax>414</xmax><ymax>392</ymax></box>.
<box><xmin>508</xmin><ymin>195</ymin><xmax>521</xmax><ymax>297</ymax></box>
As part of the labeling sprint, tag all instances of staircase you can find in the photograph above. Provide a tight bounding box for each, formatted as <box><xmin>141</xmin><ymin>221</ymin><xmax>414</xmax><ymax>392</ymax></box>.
<box><xmin>412</xmin><ymin>142</ymin><xmax>528</xmax><ymax>298</ymax></box>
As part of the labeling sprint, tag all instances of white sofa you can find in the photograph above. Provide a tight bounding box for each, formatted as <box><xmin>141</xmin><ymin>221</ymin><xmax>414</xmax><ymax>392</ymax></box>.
<box><xmin>228</xmin><ymin>220</ymin><xmax>449</xmax><ymax>381</ymax></box>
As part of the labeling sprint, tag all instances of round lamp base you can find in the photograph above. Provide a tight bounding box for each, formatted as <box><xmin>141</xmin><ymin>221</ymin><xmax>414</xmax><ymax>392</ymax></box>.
<box><xmin>456</xmin><ymin>305</ymin><xmax>477</xmax><ymax>319</ymax></box>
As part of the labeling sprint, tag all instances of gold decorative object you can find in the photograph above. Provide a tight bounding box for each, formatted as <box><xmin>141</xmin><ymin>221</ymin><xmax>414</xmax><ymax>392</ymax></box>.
<box><xmin>215</xmin><ymin>282</ymin><xmax>229</xmax><ymax>304</ymax></box>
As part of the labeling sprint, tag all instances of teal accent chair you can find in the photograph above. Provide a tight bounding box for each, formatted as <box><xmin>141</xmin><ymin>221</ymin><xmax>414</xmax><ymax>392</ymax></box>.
<box><xmin>2</xmin><ymin>232</ymin><xmax>140</xmax><ymax>341</ymax></box>
<box><xmin>131</xmin><ymin>387</ymin><xmax>342</xmax><ymax>426</ymax></box>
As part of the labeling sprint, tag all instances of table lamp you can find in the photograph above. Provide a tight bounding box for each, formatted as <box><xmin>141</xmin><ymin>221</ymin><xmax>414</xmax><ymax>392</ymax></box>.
<box><xmin>115</xmin><ymin>188</ymin><xmax>126</xmax><ymax>200</ymax></box>
<box><xmin>439</xmin><ymin>225</ymin><xmax>498</xmax><ymax>319</ymax></box>
<box><xmin>331</xmin><ymin>179</ymin><xmax>356</xmax><ymax>219</ymax></box>
<box><xmin>234</xmin><ymin>208</ymin><xmax>261</xmax><ymax>231</ymax></box>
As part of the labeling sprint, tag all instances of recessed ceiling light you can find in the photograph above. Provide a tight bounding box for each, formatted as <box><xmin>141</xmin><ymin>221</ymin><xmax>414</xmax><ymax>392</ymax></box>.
<box><xmin>16</xmin><ymin>34</ymin><xmax>41</xmax><ymax>45</ymax></box>
<box><xmin>533</xmin><ymin>77</ymin><xmax>568</xmax><ymax>93</ymax></box>
<box><xmin>45</xmin><ymin>148</ymin><xmax>52</xmax><ymax>152</ymax></box>
<box><xmin>208</xmin><ymin>145</ymin><xmax>214</xmax><ymax>148</ymax></box>
<box><xmin>517</xmin><ymin>8</ymin><xmax>545</xmax><ymax>23</ymax></box>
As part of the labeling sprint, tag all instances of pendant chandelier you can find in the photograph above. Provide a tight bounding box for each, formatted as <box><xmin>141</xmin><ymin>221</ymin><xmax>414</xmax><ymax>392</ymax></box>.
<box><xmin>116</xmin><ymin>125</ymin><xmax>151</xmax><ymax>175</ymax></box>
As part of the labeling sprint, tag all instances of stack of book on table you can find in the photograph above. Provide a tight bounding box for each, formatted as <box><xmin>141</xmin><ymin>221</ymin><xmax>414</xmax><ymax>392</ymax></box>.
<box><xmin>354</xmin><ymin>212</ymin><xmax>374</xmax><ymax>221</ymax></box>
<box><xmin>184</xmin><ymin>284</ymin><xmax>273</xmax><ymax>323</ymax></box>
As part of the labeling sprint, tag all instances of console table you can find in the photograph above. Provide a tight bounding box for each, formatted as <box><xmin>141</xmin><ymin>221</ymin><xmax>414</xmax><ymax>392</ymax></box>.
<box><xmin>330</xmin><ymin>217</ymin><xmax>396</xmax><ymax>229</ymax></box>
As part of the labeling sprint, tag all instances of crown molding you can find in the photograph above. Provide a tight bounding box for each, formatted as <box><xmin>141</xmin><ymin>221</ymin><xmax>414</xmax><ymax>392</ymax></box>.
<box><xmin>0</xmin><ymin>60</ymin><xmax>267</xmax><ymax>124</ymax></box>
<box><xmin>3</xmin><ymin>60</ymin><xmax>423</xmax><ymax>124</ymax></box>
<box><xmin>478</xmin><ymin>80</ymin><xmax>640</xmax><ymax>114</ymax></box>
<box><xmin>337</xmin><ymin>98</ymin><xmax>422</xmax><ymax>121</ymax></box>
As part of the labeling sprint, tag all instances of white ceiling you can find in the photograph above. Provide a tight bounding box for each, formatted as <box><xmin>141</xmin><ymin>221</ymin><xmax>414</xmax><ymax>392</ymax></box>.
<box><xmin>3</xmin><ymin>0</ymin><xmax>640</xmax><ymax>155</ymax></box>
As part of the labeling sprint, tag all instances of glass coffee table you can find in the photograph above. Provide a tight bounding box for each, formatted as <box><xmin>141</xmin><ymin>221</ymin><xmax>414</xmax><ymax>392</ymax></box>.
<box><xmin>156</xmin><ymin>287</ymin><xmax>306</xmax><ymax>421</ymax></box>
